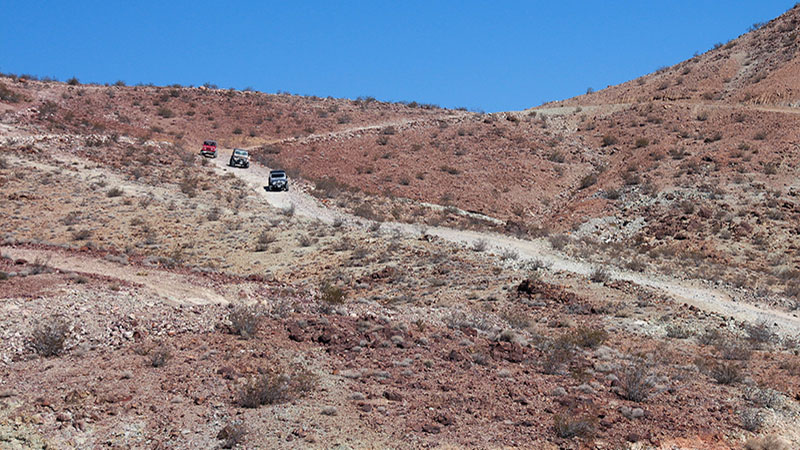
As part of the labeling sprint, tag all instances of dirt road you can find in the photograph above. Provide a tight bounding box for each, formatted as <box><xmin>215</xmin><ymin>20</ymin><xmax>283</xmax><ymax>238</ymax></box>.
<box><xmin>209</xmin><ymin>155</ymin><xmax>800</xmax><ymax>336</ymax></box>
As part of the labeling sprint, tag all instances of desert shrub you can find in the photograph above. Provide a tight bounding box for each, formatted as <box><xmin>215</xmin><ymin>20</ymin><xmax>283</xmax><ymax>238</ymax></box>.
<box><xmin>743</xmin><ymin>386</ymin><xmax>784</xmax><ymax>410</ymax></box>
<box><xmin>237</xmin><ymin>373</ymin><xmax>290</xmax><ymax>408</ymax></box>
<box><xmin>665</xmin><ymin>323</ymin><xmax>694</xmax><ymax>339</ymax></box>
<box><xmin>255</xmin><ymin>231</ymin><xmax>275</xmax><ymax>252</ymax></box>
<box><xmin>439</xmin><ymin>165</ymin><xmax>461</xmax><ymax>175</ymax></box>
<box><xmin>297</xmin><ymin>233</ymin><xmax>314</xmax><ymax>247</ymax></box>
<box><xmin>72</xmin><ymin>229</ymin><xmax>91</xmax><ymax>241</ymax></box>
<box><xmin>500</xmin><ymin>308</ymin><xmax>531</xmax><ymax>330</ymax></box>
<box><xmin>617</xmin><ymin>360</ymin><xmax>652</xmax><ymax>402</ymax></box>
<box><xmin>739</xmin><ymin>408</ymin><xmax>764</xmax><ymax>432</ymax></box>
<box><xmin>579</xmin><ymin>173</ymin><xmax>597</xmax><ymax>189</ymax></box>
<box><xmin>233</xmin><ymin>127</ymin><xmax>243</xmax><ymax>135</ymax></box>
<box><xmin>590</xmin><ymin>267</ymin><xmax>611</xmax><ymax>283</ymax></box>
<box><xmin>553</xmin><ymin>413</ymin><xmax>595</xmax><ymax>438</ymax></box>
<box><xmin>228</xmin><ymin>305</ymin><xmax>263</xmax><ymax>339</ymax></box>
<box><xmin>499</xmin><ymin>248</ymin><xmax>519</xmax><ymax>261</ymax></box>
<box><xmin>107</xmin><ymin>187</ymin><xmax>124</xmax><ymax>197</ymax></box>
<box><xmin>569</xmin><ymin>326</ymin><xmax>608</xmax><ymax>348</ymax></box>
<box><xmin>472</xmin><ymin>238</ymin><xmax>489</xmax><ymax>252</ymax></box>
<box><xmin>745</xmin><ymin>322</ymin><xmax>777</xmax><ymax>348</ymax></box>
<box><xmin>698</xmin><ymin>328</ymin><xmax>723</xmax><ymax>346</ymax></box>
<box><xmin>541</xmin><ymin>336</ymin><xmax>576</xmax><ymax>375</ymax></box>
<box><xmin>634</xmin><ymin>138</ymin><xmax>650</xmax><ymax>148</ymax></box>
<box><xmin>236</xmin><ymin>367</ymin><xmax>316</xmax><ymax>408</ymax></box>
<box><xmin>67</xmin><ymin>76</ymin><xmax>80</xmax><ymax>86</ymax></box>
<box><xmin>549</xmin><ymin>234</ymin><xmax>570</xmax><ymax>250</ymax></box>
<box><xmin>157</xmin><ymin>107</ymin><xmax>174</xmax><ymax>118</ymax></box>
<box><xmin>217</xmin><ymin>422</ymin><xmax>247</xmax><ymax>449</ymax></box>
<box><xmin>180</xmin><ymin>174</ymin><xmax>198</xmax><ymax>197</ymax></box>
<box><xmin>605</xmin><ymin>188</ymin><xmax>621</xmax><ymax>200</ymax></box>
<box><xmin>207</xmin><ymin>207</ymin><xmax>221</xmax><ymax>221</ymax></box>
<box><xmin>601</xmin><ymin>135</ymin><xmax>618</xmax><ymax>147</ymax></box>
<box><xmin>281</xmin><ymin>204</ymin><xmax>295</xmax><ymax>216</ymax></box>
<box><xmin>0</xmin><ymin>83</ymin><xmax>22</xmax><ymax>103</ymax></box>
<box><xmin>547</xmin><ymin>150</ymin><xmax>565</xmax><ymax>163</ymax></box>
<box><xmin>709</xmin><ymin>361</ymin><xmax>742</xmax><ymax>385</ymax></box>
<box><xmin>31</xmin><ymin>315</ymin><xmax>70</xmax><ymax>357</ymax></box>
<box><xmin>149</xmin><ymin>345</ymin><xmax>171</xmax><ymax>367</ymax></box>
<box><xmin>319</xmin><ymin>282</ymin><xmax>345</xmax><ymax>305</ymax></box>
<box><xmin>715</xmin><ymin>336</ymin><xmax>752</xmax><ymax>360</ymax></box>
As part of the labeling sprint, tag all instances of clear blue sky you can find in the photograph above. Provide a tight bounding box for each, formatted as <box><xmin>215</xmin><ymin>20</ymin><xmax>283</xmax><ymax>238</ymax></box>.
<box><xmin>1</xmin><ymin>1</ymin><xmax>794</xmax><ymax>112</ymax></box>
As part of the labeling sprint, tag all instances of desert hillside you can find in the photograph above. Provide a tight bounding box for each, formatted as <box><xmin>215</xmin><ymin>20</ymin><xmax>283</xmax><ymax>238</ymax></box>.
<box><xmin>1</xmin><ymin>5</ymin><xmax>800</xmax><ymax>450</ymax></box>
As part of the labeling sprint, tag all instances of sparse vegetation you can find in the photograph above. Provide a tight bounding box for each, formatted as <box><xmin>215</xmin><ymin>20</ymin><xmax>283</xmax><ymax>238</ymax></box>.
<box><xmin>31</xmin><ymin>316</ymin><xmax>70</xmax><ymax>357</ymax></box>
<box><xmin>228</xmin><ymin>305</ymin><xmax>263</xmax><ymax>339</ymax></box>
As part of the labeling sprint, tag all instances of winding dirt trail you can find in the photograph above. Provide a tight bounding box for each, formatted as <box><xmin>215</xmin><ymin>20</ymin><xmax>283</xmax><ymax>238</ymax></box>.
<box><xmin>208</xmin><ymin>154</ymin><xmax>800</xmax><ymax>336</ymax></box>
<box><xmin>0</xmin><ymin>247</ymin><xmax>229</xmax><ymax>306</ymax></box>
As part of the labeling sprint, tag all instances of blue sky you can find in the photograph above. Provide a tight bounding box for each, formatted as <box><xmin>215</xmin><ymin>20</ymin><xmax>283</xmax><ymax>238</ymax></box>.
<box><xmin>0</xmin><ymin>1</ymin><xmax>794</xmax><ymax>111</ymax></box>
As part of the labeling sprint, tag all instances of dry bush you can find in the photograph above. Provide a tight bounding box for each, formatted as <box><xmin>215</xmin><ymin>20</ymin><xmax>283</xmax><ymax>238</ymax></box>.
<box><xmin>281</xmin><ymin>204</ymin><xmax>295</xmax><ymax>216</ymax></box>
<box><xmin>218</xmin><ymin>422</ymin><xmax>247</xmax><ymax>449</ymax></box>
<box><xmin>579</xmin><ymin>173</ymin><xmax>597</xmax><ymax>189</ymax></box>
<box><xmin>617</xmin><ymin>360</ymin><xmax>652</xmax><ymax>402</ymax></box>
<box><xmin>157</xmin><ymin>106</ymin><xmax>174</xmax><ymax>118</ymax></box>
<box><xmin>228</xmin><ymin>305</ymin><xmax>263</xmax><ymax>339</ymax></box>
<box><xmin>709</xmin><ymin>361</ymin><xmax>743</xmax><ymax>385</ymax></box>
<box><xmin>745</xmin><ymin>322</ymin><xmax>777</xmax><ymax>348</ymax></box>
<box><xmin>715</xmin><ymin>336</ymin><xmax>752</xmax><ymax>360</ymax></box>
<box><xmin>698</xmin><ymin>328</ymin><xmax>723</xmax><ymax>346</ymax></box>
<box><xmin>740</xmin><ymin>408</ymin><xmax>764</xmax><ymax>432</ymax></box>
<box><xmin>590</xmin><ymin>267</ymin><xmax>611</xmax><ymax>283</ymax></box>
<box><xmin>319</xmin><ymin>282</ymin><xmax>345</xmax><ymax>305</ymax></box>
<box><xmin>72</xmin><ymin>229</ymin><xmax>92</xmax><ymax>241</ymax></box>
<box><xmin>500</xmin><ymin>308</ymin><xmax>531</xmax><ymax>330</ymax></box>
<box><xmin>31</xmin><ymin>316</ymin><xmax>70</xmax><ymax>357</ymax></box>
<box><xmin>553</xmin><ymin>413</ymin><xmax>595</xmax><ymax>439</ymax></box>
<box><xmin>107</xmin><ymin>187</ymin><xmax>124</xmax><ymax>197</ymax></box>
<box><xmin>665</xmin><ymin>323</ymin><xmax>694</xmax><ymax>339</ymax></box>
<box><xmin>472</xmin><ymin>238</ymin><xmax>489</xmax><ymax>252</ymax></box>
<box><xmin>236</xmin><ymin>367</ymin><xmax>316</xmax><ymax>408</ymax></box>
<box><xmin>601</xmin><ymin>135</ymin><xmax>618</xmax><ymax>147</ymax></box>
<box><xmin>499</xmin><ymin>248</ymin><xmax>519</xmax><ymax>261</ymax></box>
<box><xmin>548</xmin><ymin>234</ymin><xmax>570</xmax><ymax>251</ymax></box>
<box><xmin>541</xmin><ymin>336</ymin><xmax>576</xmax><ymax>375</ymax></box>
<box><xmin>207</xmin><ymin>207</ymin><xmax>221</xmax><ymax>221</ymax></box>
<box><xmin>255</xmin><ymin>231</ymin><xmax>275</xmax><ymax>252</ymax></box>
<box><xmin>569</xmin><ymin>326</ymin><xmax>608</xmax><ymax>349</ymax></box>
<box><xmin>743</xmin><ymin>386</ymin><xmax>784</xmax><ymax>410</ymax></box>
<box><xmin>149</xmin><ymin>345</ymin><xmax>172</xmax><ymax>368</ymax></box>
<box><xmin>297</xmin><ymin>233</ymin><xmax>314</xmax><ymax>247</ymax></box>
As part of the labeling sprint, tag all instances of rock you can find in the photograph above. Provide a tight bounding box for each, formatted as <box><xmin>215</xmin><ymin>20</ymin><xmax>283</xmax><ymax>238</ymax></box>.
<box><xmin>447</xmin><ymin>349</ymin><xmax>464</xmax><ymax>361</ymax></box>
<box><xmin>321</xmin><ymin>406</ymin><xmax>337</xmax><ymax>416</ymax></box>
<box><xmin>626</xmin><ymin>433</ymin><xmax>642</xmax><ymax>442</ymax></box>
<box><xmin>422</xmin><ymin>423</ymin><xmax>441</xmax><ymax>434</ymax></box>
<box><xmin>434</xmin><ymin>413</ymin><xmax>454</xmax><ymax>426</ymax></box>
<box><xmin>383</xmin><ymin>390</ymin><xmax>403</xmax><ymax>402</ymax></box>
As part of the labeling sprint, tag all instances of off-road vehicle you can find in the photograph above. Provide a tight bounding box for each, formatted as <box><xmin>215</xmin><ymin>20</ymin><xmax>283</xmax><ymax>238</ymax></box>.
<box><xmin>200</xmin><ymin>140</ymin><xmax>217</xmax><ymax>158</ymax></box>
<box><xmin>267</xmin><ymin>170</ymin><xmax>289</xmax><ymax>191</ymax></box>
<box><xmin>229</xmin><ymin>148</ymin><xmax>250</xmax><ymax>168</ymax></box>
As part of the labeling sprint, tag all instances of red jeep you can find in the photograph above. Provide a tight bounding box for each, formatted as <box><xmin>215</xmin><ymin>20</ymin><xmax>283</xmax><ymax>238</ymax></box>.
<box><xmin>200</xmin><ymin>140</ymin><xmax>217</xmax><ymax>158</ymax></box>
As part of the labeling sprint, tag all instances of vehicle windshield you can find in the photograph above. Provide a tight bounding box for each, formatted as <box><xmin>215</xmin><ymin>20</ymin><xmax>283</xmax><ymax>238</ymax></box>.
<box><xmin>234</xmin><ymin>149</ymin><xmax>248</xmax><ymax>156</ymax></box>
<box><xmin>204</xmin><ymin>141</ymin><xmax>216</xmax><ymax>146</ymax></box>
<box><xmin>270</xmin><ymin>172</ymin><xmax>286</xmax><ymax>179</ymax></box>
